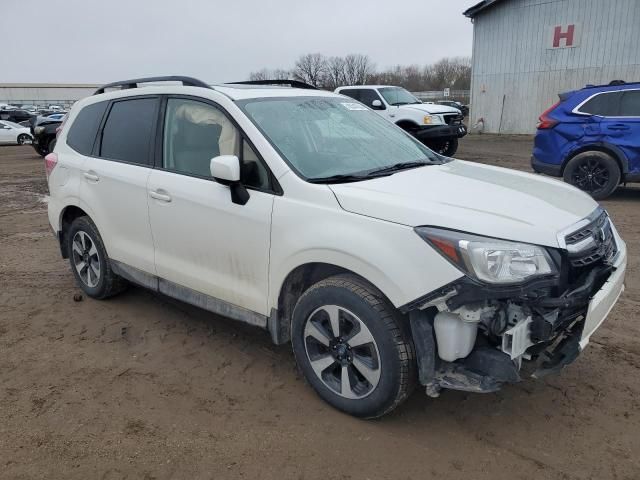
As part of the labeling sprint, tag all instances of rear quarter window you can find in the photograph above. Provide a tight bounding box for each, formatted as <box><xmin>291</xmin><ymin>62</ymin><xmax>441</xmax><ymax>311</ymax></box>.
<box><xmin>577</xmin><ymin>91</ymin><xmax>624</xmax><ymax>116</ymax></box>
<box><xmin>66</xmin><ymin>101</ymin><xmax>108</xmax><ymax>155</ymax></box>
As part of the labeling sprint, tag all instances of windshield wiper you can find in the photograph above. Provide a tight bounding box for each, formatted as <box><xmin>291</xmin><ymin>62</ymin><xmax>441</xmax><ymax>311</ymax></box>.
<box><xmin>390</xmin><ymin>101</ymin><xmax>410</xmax><ymax>106</ymax></box>
<box><xmin>307</xmin><ymin>173</ymin><xmax>386</xmax><ymax>184</ymax></box>
<box><xmin>366</xmin><ymin>161</ymin><xmax>430</xmax><ymax>175</ymax></box>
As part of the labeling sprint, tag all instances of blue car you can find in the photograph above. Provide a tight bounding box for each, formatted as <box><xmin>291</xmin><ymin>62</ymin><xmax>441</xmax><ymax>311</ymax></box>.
<box><xmin>532</xmin><ymin>81</ymin><xmax>640</xmax><ymax>199</ymax></box>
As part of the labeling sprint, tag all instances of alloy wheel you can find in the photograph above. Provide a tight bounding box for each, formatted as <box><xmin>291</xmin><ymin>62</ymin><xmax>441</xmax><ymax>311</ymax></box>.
<box><xmin>71</xmin><ymin>231</ymin><xmax>101</xmax><ymax>288</ymax></box>
<box><xmin>303</xmin><ymin>305</ymin><xmax>381</xmax><ymax>399</ymax></box>
<box><xmin>571</xmin><ymin>157</ymin><xmax>610</xmax><ymax>193</ymax></box>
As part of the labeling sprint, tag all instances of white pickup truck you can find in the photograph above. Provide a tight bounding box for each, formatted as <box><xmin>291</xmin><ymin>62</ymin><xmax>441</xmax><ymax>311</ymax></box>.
<box><xmin>335</xmin><ymin>85</ymin><xmax>467</xmax><ymax>156</ymax></box>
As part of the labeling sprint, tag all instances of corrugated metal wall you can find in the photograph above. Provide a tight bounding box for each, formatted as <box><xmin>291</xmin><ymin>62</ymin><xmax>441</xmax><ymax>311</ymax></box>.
<box><xmin>470</xmin><ymin>0</ymin><xmax>640</xmax><ymax>134</ymax></box>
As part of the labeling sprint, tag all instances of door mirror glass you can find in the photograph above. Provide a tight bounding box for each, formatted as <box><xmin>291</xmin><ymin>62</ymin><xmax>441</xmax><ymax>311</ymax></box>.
<box><xmin>210</xmin><ymin>154</ymin><xmax>241</xmax><ymax>182</ymax></box>
<box><xmin>371</xmin><ymin>99</ymin><xmax>383</xmax><ymax>109</ymax></box>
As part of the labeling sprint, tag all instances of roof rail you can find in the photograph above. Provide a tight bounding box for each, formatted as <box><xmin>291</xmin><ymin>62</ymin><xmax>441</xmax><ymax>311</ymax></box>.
<box><xmin>584</xmin><ymin>80</ymin><xmax>640</xmax><ymax>90</ymax></box>
<box><xmin>226</xmin><ymin>80</ymin><xmax>318</xmax><ymax>90</ymax></box>
<box><xmin>94</xmin><ymin>76</ymin><xmax>211</xmax><ymax>95</ymax></box>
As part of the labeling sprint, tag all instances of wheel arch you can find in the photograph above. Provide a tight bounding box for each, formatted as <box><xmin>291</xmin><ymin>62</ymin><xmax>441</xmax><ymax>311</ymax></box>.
<box><xmin>395</xmin><ymin>119</ymin><xmax>420</xmax><ymax>131</ymax></box>
<box><xmin>562</xmin><ymin>142</ymin><xmax>629</xmax><ymax>176</ymax></box>
<box><xmin>268</xmin><ymin>262</ymin><xmax>397</xmax><ymax>345</ymax></box>
<box><xmin>58</xmin><ymin>205</ymin><xmax>92</xmax><ymax>258</ymax></box>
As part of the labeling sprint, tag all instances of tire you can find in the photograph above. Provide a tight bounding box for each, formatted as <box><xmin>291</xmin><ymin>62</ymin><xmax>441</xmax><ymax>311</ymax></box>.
<box><xmin>563</xmin><ymin>151</ymin><xmax>620</xmax><ymax>200</ymax></box>
<box><xmin>291</xmin><ymin>274</ymin><xmax>416</xmax><ymax>418</ymax></box>
<box><xmin>67</xmin><ymin>216</ymin><xmax>128</xmax><ymax>299</ymax></box>
<box><xmin>428</xmin><ymin>137</ymin><xmax>458</xmax><ymax>157</ymax></box>
<box><xmin>48</xmin><ymin>138</ymin><xmax>57</xmax><ymax>154</ymax></box>
<box><xmin>17</xmin><ymin>134</ymin><xmax>30</xmax><ymax>145</ymax></box>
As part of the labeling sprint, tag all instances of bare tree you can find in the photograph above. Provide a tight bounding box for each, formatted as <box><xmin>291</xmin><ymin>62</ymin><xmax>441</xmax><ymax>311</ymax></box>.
<box><xmin>324</xmin><ymin>56</ymin><xmax>347</xmax><ymax>90</ymax></box>
<box><xmin>248</xmin><ymin>68</ymin><xmax>291</xmax><ymax>81</ymax></box>
<box><xmin>293</xmin><ymin>53</ymin><xmax>327</xmax><ymax>87</ymax></box>
<box><xmin>343</xmin><ymin>54</ymin><xmax>375</xmax><ymax>85</ymax></box>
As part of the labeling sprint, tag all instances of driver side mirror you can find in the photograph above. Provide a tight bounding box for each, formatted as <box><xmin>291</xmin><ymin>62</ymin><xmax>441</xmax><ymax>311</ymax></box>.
<box><xmin>210</xmin><ymin>155</ymin><xmax>250</xmax><ymax>205</ymax></box>
<box><xmin>371</xmin><ymin>99</ymin><xmax>385</xmax><ymax>110</ymax></box>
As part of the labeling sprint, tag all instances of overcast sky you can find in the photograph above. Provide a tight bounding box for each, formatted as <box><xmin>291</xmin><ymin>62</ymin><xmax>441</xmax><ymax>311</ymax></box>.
<box><xmin>3</xmin><ymin>0</ymin><xmax>478</xmax><ymax>84</ymax></box>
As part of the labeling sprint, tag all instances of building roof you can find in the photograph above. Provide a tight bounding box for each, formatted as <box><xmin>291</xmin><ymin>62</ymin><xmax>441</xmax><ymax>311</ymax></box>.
<box><xmin>463</xmin><ymin>0</ymin><xmax>507</xmax><ymax>18</ymax></box>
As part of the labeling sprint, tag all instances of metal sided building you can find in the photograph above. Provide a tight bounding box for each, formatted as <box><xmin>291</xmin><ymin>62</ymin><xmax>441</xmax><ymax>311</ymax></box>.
<box><xmin>464</xmin><ymin>0</ymin><xmax>640</xmax><ymax>134</ymax></box>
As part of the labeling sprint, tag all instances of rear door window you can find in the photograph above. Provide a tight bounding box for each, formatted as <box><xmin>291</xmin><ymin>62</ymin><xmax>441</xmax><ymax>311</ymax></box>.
<box><xmin>339</xmin><ymin>89</ymin><xmax>362</xmax><ymax>102</ymax></box>
<box><xmin>99</xmin><ymin>97</ymin><xmax>158</xmax><ymax>165</ymax></box>
<box><xmin>67</xmin><ymin>101</ymin><xmax>108</xmax><ymax>155</ymax></box>
<box><xmin>620</xmin><ymin>90</ymin><xmax>640</xmax><ymax>117</ymax></box>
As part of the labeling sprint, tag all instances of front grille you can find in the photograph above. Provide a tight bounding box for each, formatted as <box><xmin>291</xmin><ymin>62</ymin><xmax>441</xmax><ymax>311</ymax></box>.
<box><xmin>443</xmin><ymin>113</ymin><xmax>464</xmax><ymax>125</ymax></box>
<box><xmin>565</xmin><ymin>211</ymin><xmax>617</xmax><ymax>267</ymax></box>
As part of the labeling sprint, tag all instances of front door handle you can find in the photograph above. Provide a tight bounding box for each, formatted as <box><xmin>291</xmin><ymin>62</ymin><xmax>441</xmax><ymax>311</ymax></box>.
<box><xmin>83</xmin><ymin>171</ymin><xmax>99</xmax><ymax>182</ymax></box>
<box><xmin>149</xmin><ymin>190</ymin><xmax>172</xmax><ymax>203</ymax></box>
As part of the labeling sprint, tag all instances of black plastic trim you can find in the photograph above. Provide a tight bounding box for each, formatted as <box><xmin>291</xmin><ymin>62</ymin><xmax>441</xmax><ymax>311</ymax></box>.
<box><xmin>227</xmin><ymin>80</ymin><xmax>317</xmax><ymax>90</ymax></box>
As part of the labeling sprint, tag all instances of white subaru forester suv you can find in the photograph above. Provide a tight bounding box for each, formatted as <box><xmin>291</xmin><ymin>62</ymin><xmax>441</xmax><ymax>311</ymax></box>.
<box><xmin>46</xmin><ymin>77</ymin><xmax>627</xmax><ymax>418</ymax></box>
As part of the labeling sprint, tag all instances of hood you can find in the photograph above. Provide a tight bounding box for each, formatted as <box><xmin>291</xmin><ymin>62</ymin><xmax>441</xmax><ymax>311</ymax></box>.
<box><xmin>403</xmin><ymin>103</ymin><xmax>460</xmax><ymax>115</ymax></box>
<box><xmin>329</xmin><ymin>160</ymin><xmax>598</xmax><ymax>248</ymax></box>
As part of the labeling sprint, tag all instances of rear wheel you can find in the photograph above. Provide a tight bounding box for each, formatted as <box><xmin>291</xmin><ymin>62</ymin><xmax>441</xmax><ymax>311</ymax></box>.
<box><xmin>17</xmin><ymin>134</ymin><xmax>30</xmax><ymax>145</ymax></box>
<box><xmin>67</xmin><ymin>216</ymin><xmax>127</xmax><ymax>299</ymax></box>
<box><xmin>563</xmin><ymin>151</ymin><xmax>620</xmax><ymax>200</ymax></box>
<box><xmin>291</xmin><ymin>274</ymin><xmax>416</xmax><ymax>418</ymax></box>
<box><xmin>48</xmin><ymin>138</ymin><xmax>57</xmax><ymax>154</ymax></box>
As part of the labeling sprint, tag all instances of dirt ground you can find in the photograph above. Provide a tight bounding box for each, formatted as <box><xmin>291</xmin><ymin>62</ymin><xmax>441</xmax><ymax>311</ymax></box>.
<box><xmin>1</xmin><ymin>135</ymin><xmax>639</xmax><ymax>480</ymax></box>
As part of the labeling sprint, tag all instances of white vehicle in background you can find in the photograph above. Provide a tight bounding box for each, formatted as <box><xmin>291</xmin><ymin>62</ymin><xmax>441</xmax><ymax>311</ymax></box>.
<box><xmin>48</xmin><ymin>105</ymin><xmax>65</xmax><ymax>112</ymax></box>
<box><xmin>46</xmin><ymin>76</ymin><xmax>626</xmax><ymax>418</ymax></box>
<box><xmin>0</xmin><ymin>120</ymin><xmax>32</xmax><ymax>144</ymax></box>
<box><xmin>335</xmin><ymin>85</ymin><xmax>467</xmax><ymax>156</ymax></box>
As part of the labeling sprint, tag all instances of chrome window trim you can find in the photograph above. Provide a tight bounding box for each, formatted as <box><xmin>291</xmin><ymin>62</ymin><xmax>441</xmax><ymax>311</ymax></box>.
<box><xmin>571</xmin><ymin>88</ymin><xmax>640</xmax><ymax>118</ymax></box>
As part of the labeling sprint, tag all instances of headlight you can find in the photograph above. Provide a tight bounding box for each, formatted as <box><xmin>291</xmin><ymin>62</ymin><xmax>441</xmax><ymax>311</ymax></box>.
<box><xmin>415</xmin><ymin>227</ymin><xmax>557</xmax><ymax>284</ymax></box>
<box><xmin>423</xmin><ymin>115</ymin><xmax>442</xmax><ymax>125</ymax></box>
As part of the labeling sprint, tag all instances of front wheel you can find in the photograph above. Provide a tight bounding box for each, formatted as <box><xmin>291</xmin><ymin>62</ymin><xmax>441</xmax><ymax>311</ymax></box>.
<box><xmin>563</xmin><ymin>151</ymin><xmax>620</xmax><ymax>200</ymax></box>
<box><xmin>427</xmin><ymin>137</ymin><xmax>458</xmax><ymax>157</ymax></box>
<box><xmin>17</xmin><ymin>134</ymin><xmax>31</xmax><ymax>145</ymax></box>
<box><xmin>291</xmin><ymin>274</ymin><xmax>416</xmax><ymax>418</ymax></box>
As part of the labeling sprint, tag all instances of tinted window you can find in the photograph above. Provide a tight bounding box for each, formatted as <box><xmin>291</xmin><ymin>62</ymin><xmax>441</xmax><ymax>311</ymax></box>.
<box><xmin>579</xmin><ymin>91</ymin><xmax>623</xmax><ymax>116</ymax></box>
<box><xmin>339</xmin><ymin>89</ymin><xmax>362</xmax><ymax>101</ymax></box>
<box><xmin>67</xmin><ymin>101</ymin><xmax>108</xmax><ymax>155</ymax></box>
<box><xmin>100</xmin><ymin>98</ymin><xmax>157</xmax><ymax>164</ymax></box>
<box><xmin>358</xmin><ymin>89</ymin><xmax>383</xmax><ymax>107</ymax></box>
<box><xmin>620</xmin><ymin>90</ymin><xmax>640</xmax><ymax>116</ymax></box>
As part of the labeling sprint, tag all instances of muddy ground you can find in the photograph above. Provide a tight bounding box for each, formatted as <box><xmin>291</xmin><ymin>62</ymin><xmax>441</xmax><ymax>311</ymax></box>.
<box><xmin>1</xmin><ymin>135</ymin><xmax>639</xmax><ymax>480</ymax></box>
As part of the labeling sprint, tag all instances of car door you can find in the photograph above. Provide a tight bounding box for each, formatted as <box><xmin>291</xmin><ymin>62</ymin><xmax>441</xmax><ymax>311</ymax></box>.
<box><xmin>147</xmin><ymin>96</ymin><xmax>275</xmax><ymax>316</ymax></box>
<box><xmin>79</xmin><ymin>96</ymin><xmax>159</xmax><ymax>275</ymax></box>
<box><xmin>0</xmin><ymin>122</ymin><xmax>12</xmax><ymax>143</ymax></box>
<box><xmin>618</xmin><ymin>89</ymin><xmax>640</xmax><ymax>173</ymax></box>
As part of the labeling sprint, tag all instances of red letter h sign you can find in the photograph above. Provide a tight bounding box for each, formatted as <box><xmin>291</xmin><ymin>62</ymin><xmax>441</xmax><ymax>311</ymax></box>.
<box><xmin>553</xmin><ymin>24</ymin><xmax>575</xmax><ymax>48</ymax></box>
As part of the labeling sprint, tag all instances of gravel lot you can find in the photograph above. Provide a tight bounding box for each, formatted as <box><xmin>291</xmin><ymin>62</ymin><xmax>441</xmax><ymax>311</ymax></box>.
<box><xmin>1</xmin><ymin>136</ymin><xmax>639</xmax><ymax>480</ymax></box>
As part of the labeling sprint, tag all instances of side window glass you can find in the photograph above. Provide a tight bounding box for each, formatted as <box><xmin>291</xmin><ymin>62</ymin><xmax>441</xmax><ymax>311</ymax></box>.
<box><xmin>620</xmin><ymin>90</ymin><xmax>640</xmax><ymax>117</ymax></box>
<box><xmin>100</xmin><ymin>98</ymin><xmax>157</xmax><ymax>164</ymax></box>
<box><xmin>241</xmin><ymin>139</ymin><xmax>271</xmax><ymax>190</ymax></box>
<box><xmin>579</xmin><ymin>91</ymin><xmax>623</xmax><ymax>117</ymax></box>
<box><xmin>340</xmin><ymin>89</ymin><xmax>362</xmax><ymax>102</ymax></box>
<box><xmin>163</xmin><ymin>98</ymin><xmax>239</xmax><ymax>178</ymax></box>
<box><xmin>359</xmin><ymin>89</ymin><xmax>383</xmax><ymax>108</ymax></box>
<box><xmin>67</xmin><ymin>101</ymin><xmax>108</xmax><ymax>155</ymax></box>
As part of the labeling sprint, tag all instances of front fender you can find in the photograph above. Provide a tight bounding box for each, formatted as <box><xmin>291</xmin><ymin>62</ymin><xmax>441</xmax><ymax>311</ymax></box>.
<box><xmin>268</xmin><ymin>195</ymin><xmax>464</xmax><ymax>311</ymax></box>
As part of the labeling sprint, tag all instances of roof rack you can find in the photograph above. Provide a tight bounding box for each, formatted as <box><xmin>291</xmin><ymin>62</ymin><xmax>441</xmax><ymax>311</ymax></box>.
<box><xmin>94</xmin><ymin>76</ymin><xmax>211</xmax><ymax>95</ymax></box>
<box><xmin>584</xmin><ymin>80</ymin><xmax>640</xmax><ymax>89</ymax></box>
<box><xmin>226</xmin><ymin>80</ymin><xmax>318</xmax><ymax>90</ymax></box>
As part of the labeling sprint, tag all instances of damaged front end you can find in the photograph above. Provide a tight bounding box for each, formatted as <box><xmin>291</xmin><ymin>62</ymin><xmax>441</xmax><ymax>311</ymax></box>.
<box><xmin>405</xmin><ymin>208</ymin><xmax>626</xmax><ymax>397</ymax></box>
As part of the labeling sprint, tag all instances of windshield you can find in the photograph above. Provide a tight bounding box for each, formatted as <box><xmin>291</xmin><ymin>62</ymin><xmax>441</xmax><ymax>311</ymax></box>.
<box><xmin>240</xmin><ymin>97</ymin><xmax>440</xmax><ymax>181</ymax></box>
<box><xmin>378</xmin><ymin>87</ymin><xmax>422</xmax><ymax>106</ymax></box>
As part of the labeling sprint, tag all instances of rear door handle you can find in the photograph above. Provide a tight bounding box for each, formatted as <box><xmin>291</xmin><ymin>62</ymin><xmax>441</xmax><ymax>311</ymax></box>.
<box><xmin>149</xmin><ymin>190</ymin><xmax>172</xmax><ymax>203</ymax></box>
<box><xmin>83</xmin><ymin>171</ymin><xmax>99</xmax><ymax>182</ymax></box>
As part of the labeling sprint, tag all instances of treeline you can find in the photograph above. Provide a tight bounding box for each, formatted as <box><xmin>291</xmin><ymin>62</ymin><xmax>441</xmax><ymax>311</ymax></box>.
<box><xmin>248</xmin><ymin>53</ymin><xmax>471</xmax><ymax>91</ymax></box>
